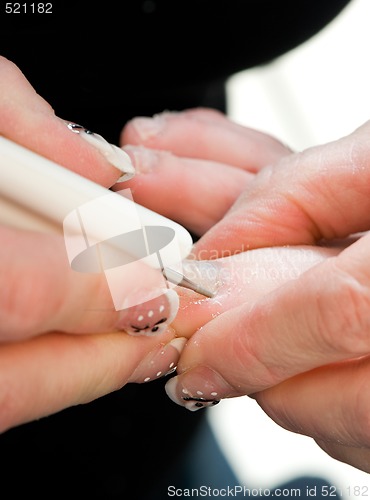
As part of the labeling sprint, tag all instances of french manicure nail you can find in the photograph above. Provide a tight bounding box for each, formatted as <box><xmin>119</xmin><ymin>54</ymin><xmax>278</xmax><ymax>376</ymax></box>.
<box><xmin>117</xmin><ymin>288</ymin><xmax>179</xmax><ymax>336</ymax></box>
<box><xmin>66</xmin><ymin>122</ymin><xmax>136</xmax><ymax>181</ymax></box>
<box><xmin>123</xmin><ymin>145</ymin><xmax>159</xmax><ymax>174</ymax></box>
<box><xmin>165</xmin><ymin>365</ymin><xmax>233</xmax><ymax>411</ymax></box>
<box><xmin>130</xmin><ymin>337</ymin><xmax>187</xmax><ymax>383</ymax></box>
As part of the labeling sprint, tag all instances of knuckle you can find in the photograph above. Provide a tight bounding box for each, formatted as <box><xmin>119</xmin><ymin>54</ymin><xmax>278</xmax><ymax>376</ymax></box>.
<box><xmin>315</xmin><ymin>259</ymin><xmax>370</xmax><ymax>356</ymax></box>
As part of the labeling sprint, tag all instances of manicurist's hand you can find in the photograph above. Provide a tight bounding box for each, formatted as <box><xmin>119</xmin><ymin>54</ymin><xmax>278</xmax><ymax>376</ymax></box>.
<box><xmin>0</xmin><ymin>56</ymin><xmax>186</xmax><ymax>432</ymax></box>
<box><xmin>121</xmin><ymin>109</ymin><xmax>370</xmax><ymax>473</ymax></box>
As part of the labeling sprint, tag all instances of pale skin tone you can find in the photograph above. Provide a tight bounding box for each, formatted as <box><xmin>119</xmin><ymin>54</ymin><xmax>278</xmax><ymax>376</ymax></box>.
<box><xmin>0</xmin><ymin>57</ymin><xmax>181</xmax><ymax>430</ymax></box>
<box><xmin>0</xmin><ymin>57</ymin><xmax>317</xmax><ymax>432</ymax></box>
<box><xmin>1</xmin><ymin>56</ymin><xmax>369</xmax><ymax>475</ymax></box>
<box><xmin>120</xmin><ymin>109</ymin><xmax>370</xmax><ymax>473</ymax></box>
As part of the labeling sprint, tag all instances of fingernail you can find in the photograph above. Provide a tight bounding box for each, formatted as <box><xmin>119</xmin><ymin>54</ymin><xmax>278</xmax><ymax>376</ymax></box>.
<box><xmin>130</xmin><ymin>113</ymin><xmax>167</xmax><ymax>142</ymax></box>
<box><xmin>117</xmin><ymin>288</ymin><xmax>179</xmax><ymax>336</ymax></box>
<box><xmin>123</xmin><ymin>145</ymin><xmax>159</xmax><ymax>174</ymax></box>
<box><xmin>130</xmin><ymin>337</ymin><xmax>187</xmax><ymax>383</ymax></box>
<box><xmin>181</xmin><ymin>259</ymin><xmax>223</xmax><ymax>297</ymax></box>
<box><xmin>66</xmin><ymin>122</ymin><xmax>136</xmax><ymax>181</ymax></box>
<box><xmin>165</xmin><ymin>365</ymin><xmax>233</xmax><ymax>411</ymax></box>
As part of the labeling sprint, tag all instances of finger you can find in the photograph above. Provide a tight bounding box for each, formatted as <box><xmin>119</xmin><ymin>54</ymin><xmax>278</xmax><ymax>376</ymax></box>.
<box><xmin>255</xmin><ymin>357</ymin><xmax>370</xmax><ymax>473</ymax></box>
<box><xmin>0</xmin><ymin>226</ymin><xmax>178</xmax><ymax>340</ymax></box>
<box><xmin>0</xmin><ymin>328</ymin><xmax>186</xmax><ymax>433</ymax></box>
<box><xmin>0</xmin><ymin>56</ymin><xmax>134</xmax><ymax>186</ymax></box>
<box><xmin>165</xmin><ymin>235</ymin><xmax>370</xmax><ymax>410</ymax></box>
<box><xmin>173</xmin><ymin>244</ymin><xmax>338</xmax><ymax>339</ymax></box>
<box><xmin>194</xmin><ymin>120</ymin><xmax>370</xmax><ymax>258</ymax></box>
<box><xmin>120</xmin><ymin>108</ymin><xmax>291</xmax><ymax>173</ymax></box>
<box><xmin>114</xmin><ymin>146</ymin><xmax>252</xmax><ymax>235</ymax></box>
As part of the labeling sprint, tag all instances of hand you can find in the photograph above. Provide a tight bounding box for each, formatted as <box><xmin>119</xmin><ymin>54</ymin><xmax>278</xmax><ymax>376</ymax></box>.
<box><xmin>0</xmin><ymin>57</ymin><xmax>183</xmax><ymax>432</ymax></box>
<box><xmin>118</xmin><ymin>107</ymin><xmax>291</xmax><ymax>238</ymax></box>
<box><xmin>121</xmin><ymin>109</ymin><xmax>370</xmax><ymax>472</ymax></box>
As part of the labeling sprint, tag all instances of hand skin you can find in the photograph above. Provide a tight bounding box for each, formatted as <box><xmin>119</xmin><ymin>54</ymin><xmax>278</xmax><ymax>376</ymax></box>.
<box><xmin>0</xmin><ymin>57</ymin><xmax>184</xmax><ymax>432</ymax></box>
<box><xmin>121</xmin><ymin>109</ymin><xmax>370</xmax><ymax>473</ymax></box>
<box><xmin>0</xmin><ymin>61</ymin><xmax>326</xmax><ymax>437</ymax></box>
<box><xmin>118</xmin><ymin>108</ymin><xmax>291</xmax><ymax>236</ymax></box>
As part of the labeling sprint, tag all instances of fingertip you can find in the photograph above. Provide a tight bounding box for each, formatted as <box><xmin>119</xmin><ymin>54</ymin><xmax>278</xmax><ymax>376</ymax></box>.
<box><xmin>117</xmin><ymin>288</ymin><xmax>179</xmax><ymax>337</ymax></box>
<box><xmin>120</xmin><ymin>113</ymin><xmax>167</xmax><ymax>146</ymax></box>
<box><xmin>121</xmin><ymin>144</ymin><xmax>162</xmax><ymax>175</ymax></box>
<box><xmin>0</xmin><ymin>58</ymin><xmax>133</xmax><ymax>187</ymax></box>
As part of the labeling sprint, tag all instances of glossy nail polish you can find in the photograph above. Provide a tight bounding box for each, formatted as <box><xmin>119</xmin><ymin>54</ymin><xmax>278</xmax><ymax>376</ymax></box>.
<box><xmin>67</xmin><ymin>122</ymin><xmax>135</xmax><ymax>181</ymax></box>
<box><xmin>117</xmin><ymin>288</ymin><xmax>179</xmax><ymax>336</ymax></box>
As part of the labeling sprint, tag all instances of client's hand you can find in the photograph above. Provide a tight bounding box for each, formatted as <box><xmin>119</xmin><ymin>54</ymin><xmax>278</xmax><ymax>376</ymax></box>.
<box><xmin>121</xmin><ymin>108</ymin><xmax>370</xmax><ymax>473</ymax></box>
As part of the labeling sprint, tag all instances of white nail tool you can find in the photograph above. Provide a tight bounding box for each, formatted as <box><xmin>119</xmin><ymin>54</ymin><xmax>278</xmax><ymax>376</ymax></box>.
<box><xmin>0</xmin><ymin>136</ymin><xmax>213</xmax><ymax>298</ymax></box>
